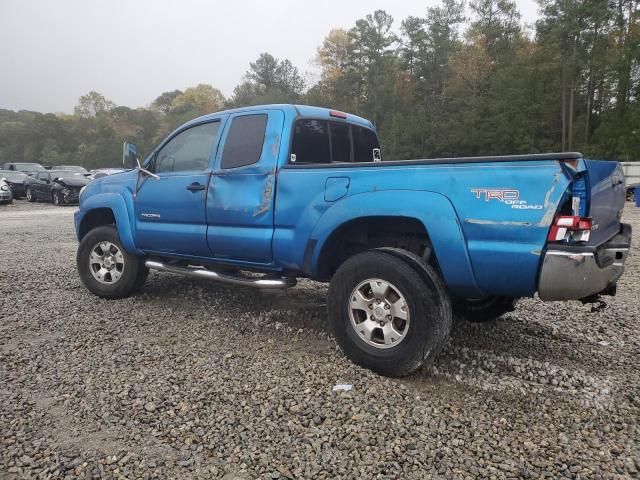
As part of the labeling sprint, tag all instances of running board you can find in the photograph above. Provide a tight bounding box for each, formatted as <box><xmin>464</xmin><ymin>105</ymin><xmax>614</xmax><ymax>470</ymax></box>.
<box><xmin>145</xmin><ymin>260</ymin><xmax>296</xmax><ymax>290</ymax></box>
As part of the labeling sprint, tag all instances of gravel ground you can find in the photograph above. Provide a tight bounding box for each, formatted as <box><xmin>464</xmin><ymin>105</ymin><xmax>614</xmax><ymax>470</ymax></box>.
<box><xmin>1</xmin><ymin>199</ymin><xmax>638</xmax><ymax>479</ymax></box>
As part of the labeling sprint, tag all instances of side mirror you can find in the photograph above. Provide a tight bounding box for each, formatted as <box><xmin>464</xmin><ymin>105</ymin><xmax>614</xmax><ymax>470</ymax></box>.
<box><xmin>123</xmin><ymin>141</ymin><xmax>138</xmax><ymax>169</ymax></box>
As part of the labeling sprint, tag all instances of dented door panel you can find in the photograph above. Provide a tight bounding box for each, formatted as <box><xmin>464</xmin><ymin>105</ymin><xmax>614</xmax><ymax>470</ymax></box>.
<box><xmin>206</xmin><ymin>110</ymin><xmax>284</xmax><ymax>263</ymax></box>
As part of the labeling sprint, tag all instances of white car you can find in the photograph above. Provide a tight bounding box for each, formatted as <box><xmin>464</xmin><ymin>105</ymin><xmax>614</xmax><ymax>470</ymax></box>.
<box><xmin>0</xmin><ymin>178</ymin><xmax>14</xmax><ymax>204</ymax></box>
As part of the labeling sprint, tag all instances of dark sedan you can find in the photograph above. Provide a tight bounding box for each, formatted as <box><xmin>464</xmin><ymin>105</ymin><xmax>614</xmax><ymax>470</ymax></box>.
<box><xmin>25</xmin><ymin>170</ymin><xmax>89</xmax><ymax>205</ymax></box>
<box><xmin>0</xmin><ymin>170</ymin><xmax>29</xmax><ymax>198</ymax></box>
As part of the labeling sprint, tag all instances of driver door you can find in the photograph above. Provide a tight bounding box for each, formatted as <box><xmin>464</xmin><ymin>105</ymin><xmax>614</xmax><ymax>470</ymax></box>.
<box><xmin>34</xmin><ymin>172</ymin><xmax>50</xmax><ymax>200</ymax></box>
<box><xmin>134</xmin><ymin>119</ymin><xmax>224</xmax><ymax>257</ymax></box>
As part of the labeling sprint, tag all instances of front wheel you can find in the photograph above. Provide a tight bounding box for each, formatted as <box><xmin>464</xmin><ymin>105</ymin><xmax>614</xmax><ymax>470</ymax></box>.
<box><xmin>52</xmin><ymin>191</ymin><xmax>62</xmax><ymax>206</ymax></box>
<box><xmin>328</xmin><ymin>250</ymin><xmax>452</xmax><ymax>377</ymax></box>
<box><xmin>26</xmin><ymin>187</ymin><xmax>35</xmax><ymax>202</ymax></box>
<box><xmin>77</xmin><ymin>225</ymin><xmax>148</xmax><ymax>299</ymax></box>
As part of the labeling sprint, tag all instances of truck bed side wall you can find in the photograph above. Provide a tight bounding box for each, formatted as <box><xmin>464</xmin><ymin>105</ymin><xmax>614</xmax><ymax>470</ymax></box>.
<box><xmin>274</xmin><ymin>161</ymin><xmax>571</xmax><ymax>299</ymax></box>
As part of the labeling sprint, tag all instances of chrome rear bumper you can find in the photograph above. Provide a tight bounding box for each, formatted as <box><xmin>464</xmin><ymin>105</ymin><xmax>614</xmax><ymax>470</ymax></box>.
<box><xmin>538</xmin><ymin>224</ymin><xmax>631</xmax><ymax>301</ymax></box>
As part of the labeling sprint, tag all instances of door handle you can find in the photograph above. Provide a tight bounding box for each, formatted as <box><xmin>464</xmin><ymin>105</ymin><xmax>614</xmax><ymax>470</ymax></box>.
<box><xmin>186</xmin><ymin>182</ymin><xmax>206</xmax><ymax>192</ymax></box>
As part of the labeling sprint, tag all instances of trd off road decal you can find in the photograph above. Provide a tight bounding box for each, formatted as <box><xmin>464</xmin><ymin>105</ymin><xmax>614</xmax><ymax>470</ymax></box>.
<box><xmin>471</xmin><ymin>188</ymin><xmax>543</xmax><ymax>210</ymax></box>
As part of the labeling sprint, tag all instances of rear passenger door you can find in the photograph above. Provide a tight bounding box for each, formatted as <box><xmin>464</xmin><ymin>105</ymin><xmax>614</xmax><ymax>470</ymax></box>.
<box><xmin>206</xmin><ymin>110</ymin><xmax>284</xmax><ymax>264</ymax></box>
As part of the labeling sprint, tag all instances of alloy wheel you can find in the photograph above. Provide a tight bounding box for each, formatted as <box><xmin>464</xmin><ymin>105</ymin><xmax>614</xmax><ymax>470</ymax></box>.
<box><xmin>348</xmin><ymin>278</ymin><xmax>410</xmax><ymax>349</ymax></box>
<box><xmin>89</xmin><ymin>241</ymin><xmax>125</xmax><ymax>285</ymax></box>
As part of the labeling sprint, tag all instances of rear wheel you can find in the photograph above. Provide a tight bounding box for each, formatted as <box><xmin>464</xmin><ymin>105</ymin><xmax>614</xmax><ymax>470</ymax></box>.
<box><xmin>26</xmin><ymin>187</ymin><xmax>35</xmax><ymax>202</ymax></box>
<box><xmin>328</xmin><ymin>250</ymin><xmax>451</xmax><ymax>377</ymax></box>
<box><xmin>77</xmin><ymin>225</ymin><xmax>148</xmax><ymax>299</ymax></box>
<box><xmin>453</xmin><ymin>296</ymin><xmax>517</xmax><ymax>323</ymax></box>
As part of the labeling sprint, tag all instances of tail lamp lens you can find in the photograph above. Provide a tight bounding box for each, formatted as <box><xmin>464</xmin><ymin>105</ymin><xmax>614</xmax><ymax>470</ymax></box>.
<box><xmin>548</xmin><ymin>216</ymin><xmax>592</xmax><ymax>243</ymax></box>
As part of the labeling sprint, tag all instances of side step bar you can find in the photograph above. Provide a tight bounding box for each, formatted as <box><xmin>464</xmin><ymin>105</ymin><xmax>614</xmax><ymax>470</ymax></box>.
<box><xmin>145</xmin><ymin>260</ymin><xmax>296</xmax><ymax>290</ymax></box>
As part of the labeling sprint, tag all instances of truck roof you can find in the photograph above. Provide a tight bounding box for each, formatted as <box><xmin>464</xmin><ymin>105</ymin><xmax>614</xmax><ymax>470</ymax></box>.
<box><xmin>184</xmin><ymin>104</ymin><xmax>375</xmax><ymax>130</ymax></box>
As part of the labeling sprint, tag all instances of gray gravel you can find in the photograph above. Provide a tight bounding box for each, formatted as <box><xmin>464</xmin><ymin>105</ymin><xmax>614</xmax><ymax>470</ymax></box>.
<box><xmin>1</xmin><ymin>199</ymin><xmax>638</xmax><ymax>479</ymax></box>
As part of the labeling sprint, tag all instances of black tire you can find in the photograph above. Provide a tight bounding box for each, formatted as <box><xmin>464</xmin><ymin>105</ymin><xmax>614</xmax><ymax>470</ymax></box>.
<box><xmin>453</xmin><ymin>296</ymin><xmax>517</xmax><ymax>323</ymax></box>
<box><xmin>132</xmin><ymin>265</ymin><xmax>150</xmax><ymax>292</ymax></box>
<box><xmin>52</xmin><ymin>191</ymin><xmax>62</xmax><ymax>206</ymax></box>
<box><xmin>77</xmin><ymin>225</ymin><xmax>147</xmax><ymax>299</ymax></box>
<box><xmin>328</xmin><ymin>250</ymin><xmax>452</xmax><ymax>377</ymax></box>
<box><xmin>26</xmin><ymin>187</ymin><xmax>35</xmax><ymax>202</ymax></box>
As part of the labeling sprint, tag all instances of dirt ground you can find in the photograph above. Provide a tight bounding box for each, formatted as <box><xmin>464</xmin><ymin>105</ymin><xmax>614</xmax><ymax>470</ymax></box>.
<box><xmin>1</xmin><ymin>199</ymin><xmax>638</xmax><ymax>479</ymax></box>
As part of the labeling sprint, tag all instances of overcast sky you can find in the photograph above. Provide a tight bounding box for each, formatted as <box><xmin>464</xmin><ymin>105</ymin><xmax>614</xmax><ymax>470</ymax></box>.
<box><xmin>0</xmin><ymin>0</ymin><xmax>539</xmax><ymax>113</ymax></box>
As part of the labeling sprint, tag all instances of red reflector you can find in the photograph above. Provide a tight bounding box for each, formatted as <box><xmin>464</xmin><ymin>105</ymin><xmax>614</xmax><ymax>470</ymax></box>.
<box><xmin>578</xmin><ymin>218</ymin><xmax>592</xmax><ymax>230</ymax></box>
<box><xmin>330</xmin><ymin>110</ymin><xmax>347</xmax><ymax>119</ymax></box>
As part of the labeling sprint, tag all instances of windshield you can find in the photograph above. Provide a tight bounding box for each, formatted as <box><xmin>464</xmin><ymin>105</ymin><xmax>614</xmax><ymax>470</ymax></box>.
<box><xmin>14</xmin><ymin>163</ymin><xmax>45</xmax><ymax>172</ymax></box>
<box><xmin>56</xmin><ymin>166</ymin><xmax>88</xmax><ymax>173</ymax></box>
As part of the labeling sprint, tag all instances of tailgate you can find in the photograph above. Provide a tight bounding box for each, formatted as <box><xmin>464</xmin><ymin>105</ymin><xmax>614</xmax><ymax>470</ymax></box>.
<box><xmin>584</xmin><ymin>160</ymin><xmax>626</xmax><ymax>245</ymax></box>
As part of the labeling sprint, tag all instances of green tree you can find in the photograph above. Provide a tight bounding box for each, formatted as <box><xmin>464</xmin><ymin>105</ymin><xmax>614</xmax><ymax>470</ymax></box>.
<box><xmin>74</xmin><ymin>91</ymin><xmax>115</xmax><ymax>118</ymax></box>
<box><xmin>171</xmin><ymin>84</ymin><xmax>225</xmax><ymax>114</ymax></box>
<box><xmin>152</xmin><ymin>90</ymin><xmax>183</xmax><ymax>113</ymax></box>
<box><xmin>230</xmin><ymin>53</ymin><xmax>305</xmax><ymax>106</ymax></box>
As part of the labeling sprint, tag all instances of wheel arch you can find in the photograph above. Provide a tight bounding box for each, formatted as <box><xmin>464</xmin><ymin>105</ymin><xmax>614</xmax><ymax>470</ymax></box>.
<box><xmin>315</xmin><ymin>215</ymin><xmax>434</xmax><ymax>278</ymax></box>
<box><xmin>308</xmin><ymin>190</ymin><xmax>484</xmax><ymax>299</ymax></box>
<box><xmin>76</xmin><ymin>193</ymin><xmax>138</xmax><ymax>254</ymax></box>
<box><xmin>78</xmin><ymin>208</ymin><xmax>116</xmax><ymax>238</ymax></box>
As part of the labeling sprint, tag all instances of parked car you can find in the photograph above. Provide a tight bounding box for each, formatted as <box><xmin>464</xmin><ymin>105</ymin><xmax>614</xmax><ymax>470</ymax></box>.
<box><xmin>74</xmin><ymin>104</ymin><xmax>631</xmax><ymax>377</ymax></box>
<box><xmin>621</xmin><ymin>162</ymin><xmax>640</xmax><ymax>201</ymax></box>
<box><xmin>25</xmin><ymin>170</ymin><xmax>89</xmax><ymax>205</ymax></box>
<box><xmin>0</xmin><ymin>178</ymin><xmax>13</xmax><ymax>204</ymax></box>
<box><xmin>2</xmin><ymin>162</ymin><xmax>46</xmax><ymax>176</ymax></box>
<box><xmin>0</xmin><ymin>170</ymin><xmax>29</xmax><ymax>198</ymax></box>
<box><xmin>88</xmin><ymin>168</ymin><xmax>126</xmax><ymax>180</ymax></box>
<box><xmin>52</xmin><ymin>165</ymin><xmax>90</xmax><ymax>176</ymax></box>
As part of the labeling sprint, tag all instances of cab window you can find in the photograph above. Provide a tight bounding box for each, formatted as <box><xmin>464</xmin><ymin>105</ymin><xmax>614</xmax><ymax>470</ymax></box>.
<box><xmin>155</xmin><ymin>122</ymin><xmax>220</xmax><ymax>173</ymax></box>
<box><xmin>221</xmin><ymin>114</ymin><xmax>268</xmax><ymax>169</ymax></box>
<box><xmin>290</xmin><ymin>119</ymin><xmax>380</xmax><ymax>164</ymax></box>
<box><xmin>330</xmin><ymin>122</ymin><xmax>351</xmax><ymax>163</ymax></box>
<box><xmin>353</xmin><ymin>126</ymin><xmax>381</xmax><ymax>162</ymax></box>
<box><xmin>291</xmin><ymin>119</ymin><xmax>330</xmax><ymax>164</ymax></box>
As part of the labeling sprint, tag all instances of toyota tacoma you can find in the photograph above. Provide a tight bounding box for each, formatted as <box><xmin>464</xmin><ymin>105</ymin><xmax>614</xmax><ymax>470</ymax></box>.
<box><xmin>74</xmin><ymin>104</ymin><xmax>632</xmax><ymax>376</ymax></box>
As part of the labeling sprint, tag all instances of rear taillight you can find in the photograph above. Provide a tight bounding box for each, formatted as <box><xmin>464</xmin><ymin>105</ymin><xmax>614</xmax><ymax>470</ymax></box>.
<box><xmin>547</xmin><ymin>216</ymin><xmax>593</xmax><ymax>243</ymax></box>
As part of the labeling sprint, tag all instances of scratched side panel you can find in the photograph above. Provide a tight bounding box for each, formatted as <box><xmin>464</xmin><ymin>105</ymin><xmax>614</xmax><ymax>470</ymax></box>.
<box><xmin>274</xmin><ymin>160</ymin><xmax>570</xmax><ymax>297</ymax></box>
<box><xmin>447</xmin><ymin>162</ymin><xmax>571</xmax><ymax>296</ymax></box>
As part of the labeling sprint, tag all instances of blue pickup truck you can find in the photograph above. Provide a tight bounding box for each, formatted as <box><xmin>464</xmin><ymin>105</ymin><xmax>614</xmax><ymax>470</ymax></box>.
<box><xmin>75</xmin><ymin>104</ymin><xmax>631</xmax><ymax>376</ymax></box>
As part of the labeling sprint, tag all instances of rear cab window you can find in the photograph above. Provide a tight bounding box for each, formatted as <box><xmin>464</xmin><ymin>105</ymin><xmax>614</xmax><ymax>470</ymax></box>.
<box><xmin>353</xmin><ymin>126</ymin><xmax>381</xmax><ymax>163</ymax></box>
<box><xmin>291</xmin><ymin>120</ymin><xmax>329</xmax><ymax>164</ymax></box>
<box><xmin>290</xmin><ymin>119</ymin><xmax>380</xmax><ymax>165</ymax></box>
<box><xmin>221</xmin><ymin>114</ymin><xmax>268</xmax><ymax>169</ymax></box>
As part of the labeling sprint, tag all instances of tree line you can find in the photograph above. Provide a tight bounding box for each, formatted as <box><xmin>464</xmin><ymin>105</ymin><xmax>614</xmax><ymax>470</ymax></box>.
<box><xmin>0</xmin><ymin>0</ymin><xmax>638</xmax><ymax>169</ymax></box>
